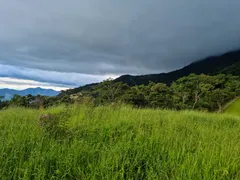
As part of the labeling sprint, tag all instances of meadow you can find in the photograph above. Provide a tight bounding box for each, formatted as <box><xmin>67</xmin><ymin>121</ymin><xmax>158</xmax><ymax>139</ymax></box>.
<box><xmin>225</xmin><ymin>98</ymin><xmax>240</xmax><ymax>116</ymax></box>
<box><xmin>1</xmin><ymin>105</ymin><xmax>240</xmax><ymax>179</ymax></box>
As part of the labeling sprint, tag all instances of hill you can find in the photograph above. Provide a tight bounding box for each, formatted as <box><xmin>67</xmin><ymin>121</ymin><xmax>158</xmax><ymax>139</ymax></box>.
<box><xmin>1</xmin><ymin>105</ymin><xmax>240</xmax><ymax>179</ymax></box>
<box><xmin>57</xmin><ymin>83</ymin><xmax>98</xmax><ymax>98</ymax></box>
<box><xmin>0</xmin><ymin>87</ymin><xmax>59</xmax><ymax>100</ymax></box>
<box><xmin>225</xmin><ymin>98</ymin><xmax>240</xmax><ymax>116</ymax></box>
<box><xmin>59</xmin><ymin>49</ymin><xmax>240</xmax><ymax>98</ymax></box>
<box><xmin>115</xmin><ymin>50</ymin><xmax>240</xmax><ymax>86</ymax></box>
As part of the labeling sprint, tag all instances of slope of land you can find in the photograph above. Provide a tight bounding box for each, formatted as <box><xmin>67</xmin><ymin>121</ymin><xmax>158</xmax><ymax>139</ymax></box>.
<box><xmin>59</xmin><ymin>49</ymin><xmax>240</xmax><ymax>97</ymax></box>
<box><xmin>219</xmin><ymin>61</ymin><xmax>240</xmax><ymax>76</ymax></box>
<box><xmin>115</xmin><ymin>50</ymin><xmax>240</xmax><ymax>86</ymax></box>
<box><xmin>1</xmin><ymin>105</ymin><xmax>240</xmax><ymax>179</ymax></box>
<box><xmin>225</xmin><ymin>98</ymin><xmax>240</xmax><ymax>116</ymax></box>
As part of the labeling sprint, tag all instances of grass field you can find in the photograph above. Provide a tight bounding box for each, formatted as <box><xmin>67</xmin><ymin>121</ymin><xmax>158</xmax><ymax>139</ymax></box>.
<box><xmin>225</xmin><ymin>98</ymin><xmax>240</xmax><ymax>116</ymax></box>
<box><xmin>1</xmin><ymin>105</ymin><xmax>240</xmax><ymax>179</ymax></box>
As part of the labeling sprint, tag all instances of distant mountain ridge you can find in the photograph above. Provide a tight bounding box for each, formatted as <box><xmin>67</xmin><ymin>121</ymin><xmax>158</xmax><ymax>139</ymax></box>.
<box><xmin>115</xmin><ymin>50</ymin><xmax>240</xmax><ymax>86</ymax></box>
<box><xmin>0</xmin><ymin>87</ymin><xmax>59</xmax><ymax>100</ymax></box>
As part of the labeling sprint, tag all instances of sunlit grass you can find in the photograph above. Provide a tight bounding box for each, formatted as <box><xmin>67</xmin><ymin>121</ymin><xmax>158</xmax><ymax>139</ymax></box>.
<box><xmin>1</xmin><ymin>105</ymin><xmax>240</xmax><ymax>179</ymax></box>
<box><xmin>225</xmin><ymin>98</ymin><xmax>240</xmax><ymax>116</ymax></box>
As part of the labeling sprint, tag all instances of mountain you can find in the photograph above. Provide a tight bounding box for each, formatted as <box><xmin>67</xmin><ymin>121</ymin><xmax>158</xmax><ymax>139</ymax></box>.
<box><xmin>0</xmin><ymin>87</ymin><xmax>60</xmax><ymax>100</ymax></box>
<box><xmin>59</xmin><ymin>49</ymin><xmax>240</xmax><ymax>97</ymax></box>
<box><xmin>115</xmin><ymin>50</ymin><xmax>240</xmax><ymax>86</ymax></box>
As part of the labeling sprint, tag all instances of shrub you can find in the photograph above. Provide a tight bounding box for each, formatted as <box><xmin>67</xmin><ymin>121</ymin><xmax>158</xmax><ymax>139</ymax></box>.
<box><xmin>38</xmin><ymin>111</ymin><xmax>71</xmax><ymax>139</ymax></box>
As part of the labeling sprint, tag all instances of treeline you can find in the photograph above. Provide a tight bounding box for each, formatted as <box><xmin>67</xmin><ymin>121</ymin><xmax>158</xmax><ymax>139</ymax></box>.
<box><xmin>91</xmin><ymin>74</ymin><xmax>240</xmax><ymax>112</ymax></box>
<box><xmin>1</xmin><ymin>74</ymin><xmax>239</xmax><ymax>112</ymax></box>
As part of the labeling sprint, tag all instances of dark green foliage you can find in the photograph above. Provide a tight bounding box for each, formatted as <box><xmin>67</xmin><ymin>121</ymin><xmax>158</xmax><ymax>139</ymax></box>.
<box><xmin>218</xmin><ymin>61</ymin><xmax>240</xmax><ymax>76</ymax></box>
<box><xmin>148</xmin><ymin>83</ymin><xmax>172</xmax><ymax>108</ymax></box>
<box><xmin>122</xmin><ymin>74</ymin><xmax>239</xmax><ymax>111</ymax></box>
<box><xmin>1</xmin><ymin>74</ymin><xmax>239</xmax><ymax>112</ymax></box>
<box><xmin>0</xmin><ymin>96</ymin><xmax>9</xmax><ymax>109</ymax></box>
<box><xmin>124</xmin><ymin>85</ymin><xmax>148</xmax><ymax>107</ymax></box>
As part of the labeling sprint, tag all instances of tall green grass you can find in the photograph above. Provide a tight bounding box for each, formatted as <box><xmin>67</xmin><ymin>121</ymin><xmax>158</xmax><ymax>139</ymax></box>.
<box><xmin>1</xmin><ymin>105</ymin><xmax>240</xmax><ymax>179</ymax></box>
<box><xmin>225</xmin><ymin>98</ymin><xmax>240</xmax><ymax>116</ymax></box>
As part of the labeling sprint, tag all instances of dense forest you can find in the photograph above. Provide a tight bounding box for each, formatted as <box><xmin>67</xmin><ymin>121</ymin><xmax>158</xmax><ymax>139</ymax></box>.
<box><xmin>1</xmin><ymin>73</ymin><xmax>239</xmax><ymax>112</ymax></box>
<box><xmin>54</xmin><ymin>74</ymin><xmax>240</xmax><ymax>112</ymax></box>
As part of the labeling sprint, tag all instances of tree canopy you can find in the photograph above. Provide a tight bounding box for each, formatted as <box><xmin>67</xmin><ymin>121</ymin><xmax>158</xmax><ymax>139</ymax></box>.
<box><xmin>0</xmin><ymin>74</ymin><xmax>239</xmax><ymax>112</ymax></box>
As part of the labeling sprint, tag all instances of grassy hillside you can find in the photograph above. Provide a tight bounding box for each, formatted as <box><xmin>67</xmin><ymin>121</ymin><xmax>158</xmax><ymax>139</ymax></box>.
<box><xmin>225</xmin><ymin>98</ymin><xmax>240</xmax><ymax>116</ymax></box>
<box><xmin>1</xmin><ymin>105</ymin><xmax>240</xmax><ymax>179</ymax></box>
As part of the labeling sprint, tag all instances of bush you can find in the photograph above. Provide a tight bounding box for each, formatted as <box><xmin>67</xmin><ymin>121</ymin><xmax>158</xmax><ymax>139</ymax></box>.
<box><xmin>38</xmin><ymin>110</ymin><xmax>71</xmax><ymax>139</ymax></box>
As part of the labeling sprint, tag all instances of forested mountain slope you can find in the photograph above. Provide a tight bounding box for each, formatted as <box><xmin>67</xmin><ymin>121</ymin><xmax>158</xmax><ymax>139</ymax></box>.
<box><xmin>59</xmin><ymin>49</ymin><xmax>240</xmax><ymax>97</ymax></box>
<box><xmin>115</xmin><ymin>50</ymin><xmax>240</xmax><ymax>86</ymax></box>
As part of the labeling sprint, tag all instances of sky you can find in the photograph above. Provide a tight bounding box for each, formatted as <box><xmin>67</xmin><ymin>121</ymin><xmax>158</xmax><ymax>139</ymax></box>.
<box><xmin>1</xmin><ymin>0</ymin><xmax>240</xmax><ymax>90</ymax></box>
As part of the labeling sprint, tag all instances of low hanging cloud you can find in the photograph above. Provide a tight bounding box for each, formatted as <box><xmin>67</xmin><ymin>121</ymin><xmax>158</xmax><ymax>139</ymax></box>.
<box><xmin>0</xmin><ymin>0</ymin><xmax>240</xmax><ymax>79</ymax></box>
<box><xmin>0</xmin><ymin>77</ymin><xmax>70</xmax><ymax>91</ymax></box>
<box><xmin>0</xmin><ymin>64</ymin><xmax>116</xmax><ymax>88</ymax></box>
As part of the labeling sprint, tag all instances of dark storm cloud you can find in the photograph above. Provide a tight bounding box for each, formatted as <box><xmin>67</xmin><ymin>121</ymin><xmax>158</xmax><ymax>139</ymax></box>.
<box><xmin>0</xmin><ymin>0</ymin><xmax>240</xmax><ymax>75</ymax></box>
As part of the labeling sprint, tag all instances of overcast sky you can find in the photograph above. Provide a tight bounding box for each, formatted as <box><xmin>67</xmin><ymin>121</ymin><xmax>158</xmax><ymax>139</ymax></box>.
<box><xmin>1</xmin><ymin>0</ymin><xmax>240</xmax><ymax>90</ymax></box>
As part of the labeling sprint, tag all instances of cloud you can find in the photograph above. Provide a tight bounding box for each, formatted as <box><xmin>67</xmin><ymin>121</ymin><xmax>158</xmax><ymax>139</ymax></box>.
<box><xmin>0</xmin><ymin>0</ymin><xmax>240</xmax><ymax>77</ymax></box>
<box><xmin>0</xmin><ymin>77</ymin><xmax>69</xmax><ymax>91</ymax></box>
<box><xmin>0</xmin><ymin>64</ymin><xmax>117</xmax><ymax>87</ymax></box>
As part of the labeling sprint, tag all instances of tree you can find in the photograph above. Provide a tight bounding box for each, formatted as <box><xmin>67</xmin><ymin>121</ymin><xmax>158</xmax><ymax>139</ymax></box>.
<box><xmin>171</xmin><ymin>77</ymin><xmax>192</xmax><ymax>109</ymax></box>
<box><xmin>210</xmin><ymin>89</ymin><xmax>232</xmax><ymax>112</ymax></box>
<box><xmin>225</xmin><ymin>75</ymin><xmax>240</xmax><ymax>97</ymax></box>
<box><xmin>0</xmin><ymin>96</ymin><xmax>8</xmax><ymax>109</ymax></box>
<box><xmin>123</xmin><ymin>85</ymin><xmax>148</xmax><ymax>107</ymax></box>
<box><xmin>95</xmin><ymin>78</ymin><xmax>129</xmax><ymax>104</ymax></box>
<box><xmin>148</xmin><ymin>82</ymin><xmax>172</xmax><ymax>108</ymax></box>
<box><xmin>170</xmin><ymin>74</ymin><xmax>237</xmax><ymax>111</ymax></box>
<box><xmin>11</xmin><ymin>94</ymin><xmax>24</xmax><ymax>106</ymax></box>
